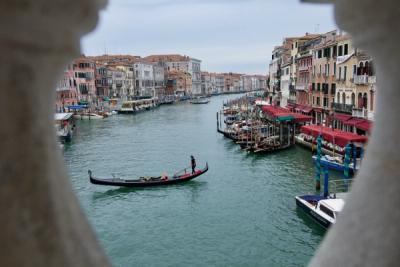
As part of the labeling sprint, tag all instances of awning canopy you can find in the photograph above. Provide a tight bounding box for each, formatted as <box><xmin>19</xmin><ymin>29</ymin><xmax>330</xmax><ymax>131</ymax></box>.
<box><xmin>356</xmin><ymin>120</ymin><xmax>373</xmax><ymax>131</ymax></box>
<box><xmin>344</xmin><ymin>117</ymin><xmax>366</xmax><ymax>126</ymax></box>
<box><xmin>334</xmin><ymin>113</ymin><xmax>352</xmax><ymax>122</ymax></box>
<box><xmin>300</xmin><ymin>125</ymin><xmax>368</xmax><ymax>147</ymax></box>
<box><xmin>262</xmin><ymin>105</ymin><xmax>312</xmax><ymax>123</ymax></box>
<box><xmin>295</xmin><ymin>105</ymin><xmax>313</xmax><ymax>114</ymax></box>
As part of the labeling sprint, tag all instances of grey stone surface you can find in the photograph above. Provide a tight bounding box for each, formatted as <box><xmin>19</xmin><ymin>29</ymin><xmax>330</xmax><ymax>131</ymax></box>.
<box><xmin>308</xmin><ymin>0</ymin><xmax>400</xmax><ymax>266</ymax></box>
<box><xmin>0</xmin><ymin>0</ymin><xmax>111</xmax><ymax>266</ymax></box>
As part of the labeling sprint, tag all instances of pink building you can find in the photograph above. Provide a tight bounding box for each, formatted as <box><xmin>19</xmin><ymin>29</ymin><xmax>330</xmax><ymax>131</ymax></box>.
<box><xmin>73</xmin><ymin>57</ymin><xmax>96</xmax><ymax>105</ymax></box>
<box><xmin>55</xmin><ymin>64</ymin><xmax>78</xmax><ymax>112</ymax></box>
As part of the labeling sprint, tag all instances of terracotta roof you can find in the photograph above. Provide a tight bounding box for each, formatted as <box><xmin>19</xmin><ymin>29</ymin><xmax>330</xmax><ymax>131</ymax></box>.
<box><xmin>144</xmin><ymin>54</ymin><xmax>190</xmax><ymax>62</ymax></box>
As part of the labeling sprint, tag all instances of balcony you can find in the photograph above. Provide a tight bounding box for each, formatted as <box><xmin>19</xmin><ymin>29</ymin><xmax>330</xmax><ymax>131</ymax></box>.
<box><xmin>369</xmin><ymin>76</ymin><xmax>376</xmax><ymax>84</ymax></box>
<box><xmin>298</xmin><ymin>65</ymin><xmax>310</xmax><ymax>72</ymax></box>
<box><xmin>332</xmin><ymin>102</ymin><xmax>355</xmax><ymax>114</ymax></box>
<box><xmin>353</xmin><ymin>75</ymin><xmax>369</xmax><ymax>85</ymax></box>
<box><xmin>352</xmin><ymin>107</ymin><xmax>368</xmax><ymax>119</ymax></box>
<box><xmin>295</xmin><ymin>84</ymin><xmax>306</xmax><ymax>91</ymax></box>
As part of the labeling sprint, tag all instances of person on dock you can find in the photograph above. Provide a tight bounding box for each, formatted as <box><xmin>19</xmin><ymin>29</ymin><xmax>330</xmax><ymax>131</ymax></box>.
<box><xmin>191</xmin><ymin>155</ymin><xmax>196</xmax><ymax>174</ymax></box>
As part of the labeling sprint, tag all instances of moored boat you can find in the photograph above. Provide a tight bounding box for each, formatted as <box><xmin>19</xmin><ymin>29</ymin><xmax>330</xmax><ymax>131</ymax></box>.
<box><xmin>312</xmin><ymin>155</ymin><xmax>357</xmax><ymax>174</ymax></box>
<box><xmin>89</xmin><ymin>163</ymin><xmax>208</xmax><ymax>187</ymax></box>
<box><xmin>73</xmin><ymin>113</ymin><xmax>104</xmax><ymax>120</ymax></box>
<box><xmin>295</xmin><ymin>194</ymin><xmax>345</xmax><ymax>228</ymax></box>
<box><xmin>190</xmin><ymin>96</ymin><xmax>210</xmax><ymax>104</ymax></box>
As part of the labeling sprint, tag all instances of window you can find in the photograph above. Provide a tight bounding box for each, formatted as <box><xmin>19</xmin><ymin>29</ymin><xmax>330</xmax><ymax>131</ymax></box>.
<box><xmin>331</xmin><ymin>83</ymin><xmax>336</xmax><ymax>95</ymax></box>
<box><xmin>320</xmin><ymin>204</ymin><xmax>335</xmax><ymax>218</ymax></box>
<box><xmin>344</xmin><ymin>44</ymin><xmax>349</xmax><ymax>55</ymax></box>
<box><xmin>317</xmin><ymin>83</ymin><xmax>321</xmax><ymax>91</ymax></box>
<box><xmin>344</xmin><ymin>66</ymin><xmax>347</xmax><ymax>81</ymax></box>
<box><xmin>333</xmin><ymin>45</ymin><xmax>337</xmax><ymax>57</ymax></box>
<box><xmin>327</xmin><ymin>64</ymin><xmax>330</xmax><ymax>76</ymax></box>
<box><xmin>312</xmin><ymin>83</ymin><xmax>315</xmax><ymax>91</ymax></box>
<box><xmin>334</xmin><ymin>62</ymin><xmax>337</xmax><ymax>76</ymax></box>
<box><xmin>339</xmin><ymin>67</ymin><xmax>342</xmax><ymax>80</ymax></box>
<box><xmin>318</xmin><ymin>50</ymin><xmax>322</xmax><ymax>58</ymax></box>
<box><xmin>323</xmin><ymin>97</ymin><xmax>328</xmax><ymax>107</ymax></box>
<box><xmin>338</xmin><ymin>45</ymin><xmax>343</xmax><ymax>56</ymax></box>
<box><xmin>317</xmin><ymin>97</ymin><xmax>320</xmax><ymax>106</ymax></box>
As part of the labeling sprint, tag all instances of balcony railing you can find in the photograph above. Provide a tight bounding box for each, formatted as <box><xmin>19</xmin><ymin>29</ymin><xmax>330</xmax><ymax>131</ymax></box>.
<box><xmin>352</xmin><ymin>108</ymin><xmax>368</xmax><ymax>119</ymax></box>
<box><xmin>298</xmin><ymin>65</ymin><xmax>310</xmax><ymax>71</ymax></box>
<box><xmin>353</xmin><ymin>75</ymin><xmax>369</xmax><ymax>85</ymax></box>
<box><xmin>369</xmin><ymin>76</ymin><xmax>376</xmax><ymax>84</ymax></box>
<box><xmin>295</xmin><ymin>84</ymin><xmax>306</xmax><ymax>91</ymax></box>
<box><xmin>332</xmin><ymin>102</ymin><xmax>355</xmax><ymax>114</ymax></box>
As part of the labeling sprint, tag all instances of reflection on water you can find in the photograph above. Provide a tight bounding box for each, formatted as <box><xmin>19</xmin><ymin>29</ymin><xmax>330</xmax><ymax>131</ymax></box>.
<box><xmin>64</xmin><ymin>95</ymin><xmax>325</xmax><ymax>267</ymax></box>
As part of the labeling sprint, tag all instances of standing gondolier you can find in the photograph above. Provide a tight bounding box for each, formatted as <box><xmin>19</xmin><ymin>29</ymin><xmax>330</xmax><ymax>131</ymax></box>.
<box><xmin>191</xmin><ymin>155</ymin><xmax>196</xmax><ymax>174</ymax></box>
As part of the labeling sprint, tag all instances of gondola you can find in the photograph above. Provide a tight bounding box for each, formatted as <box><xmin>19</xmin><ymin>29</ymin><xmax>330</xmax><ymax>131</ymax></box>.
<box><xmin>88</xmin><ymin>163</ymin><xmax>208</xmax><ymax>187</ymax></box>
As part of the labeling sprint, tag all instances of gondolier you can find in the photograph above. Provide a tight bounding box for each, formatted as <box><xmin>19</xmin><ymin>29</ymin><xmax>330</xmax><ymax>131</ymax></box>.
<box><xmin>191</xmin><ymin>155</ymin><xmax>196</xmax><ymax>174</ymax></box>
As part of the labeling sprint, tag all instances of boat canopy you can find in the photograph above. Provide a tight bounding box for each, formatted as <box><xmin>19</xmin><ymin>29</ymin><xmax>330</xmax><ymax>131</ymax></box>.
<box><xmin>67</xmin><ymin>105</ymin><xmax>87</xmax><ymax>110</ymax></box>
<box><xmin>319</xmin><ymin>198</ymin><xmax>345</xmax><ymax>212</ymax></box>
<box><xmin>262</xmin><ymin>105</ymin><xmax>313</xmax><ymax>123</ymax></box>
<box><xmin>54</xmin><ymin>113</ymin><xmax>73</xmax><ymax>121</ymax></box>
<box><xmin>300</xmin><ymin>125</ymin><xmax>368</xmax><ymax>147</ymax></box>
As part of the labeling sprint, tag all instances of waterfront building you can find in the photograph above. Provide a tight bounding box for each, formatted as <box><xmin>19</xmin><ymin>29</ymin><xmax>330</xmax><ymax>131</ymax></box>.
<box><xmin>144</xmin><ymin>54</ymin><xmax>202</xmax><ymax>96</ymax></box>
<box><xmin>201</xmin><ymin>72</ymin><xmax>214</xmax><ymax>95</ymax></box>
<box><xmin>310</xmin><ymin>30</ymin><xmax>338</xmax><ymax>125</ymax></box>
<box><xmin>269</xmin><ymin>42</ymin><xmax>292</xmax><ymax>105</ymax></box>
<box><xmin>295</xmin><ymin>37</ymin><xmax>322</xmax><ymax>108</ymax></box>
<box><xmin>166</xmin><ymin>70</ymin><xmax>192</xmax><ymax>97</ymax></box>
<box><xmin>73</xmin><ymin>57</ymin><xmax>96</xmax><ymax>105</ymax></box>
<box><xmin>55</xmin><ymin>64</ymin><xmax>79</xmax><ymax>112</ymax></box>
<box><xmin>241</xmin><ymin>75</ymin><xmax>253</xmax><ymax>92</ymax></box>
<box><xmin>116</xmin><ymin>65</ymin><xmax>135</xmax><ymax>101</ymax></box>
<box><xmin>223</xmin><ymin>73</ymin><xmax>242</xmax><ymax>93</ymax></box>
<box><xmin>153</xmin><ymin>64</ymin><xmax>166</xmax><ymax>100</ymax></box>
<box><xmin>133</xmin><ymin>59</ymin><xmax>155</xmax><ymax>98</ymax></box>
<box><xmin>280</xmin><ymin>59</ymin><xmax>292</xmax><ymax>107</ymax></box>
<box><xmin>215</xmin><ymin>74</ymin><xmax>225</xmax><ymax>94</ymax></box>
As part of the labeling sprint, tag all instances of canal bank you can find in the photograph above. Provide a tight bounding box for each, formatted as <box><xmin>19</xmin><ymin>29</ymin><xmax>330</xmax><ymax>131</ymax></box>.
<box><xmin>64</xmin><ymin>95</ymin><xmax>329</xmax><ymax>267</ymax></box>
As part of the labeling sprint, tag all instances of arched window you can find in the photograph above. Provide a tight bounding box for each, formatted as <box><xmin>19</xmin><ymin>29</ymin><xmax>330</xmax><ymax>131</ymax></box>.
<box><xmin>351</xmin><ymin>93</ymin><xmax>356</xmax><ymax>106</ymax></box>
<box><xmin>337</xmin><ymin>92</ymin><xmax>340</xmax><ymax>103</ymax></box>
<box><xmin>363</xmin><ymin>93</ymin><xmax>368</xmax><ymax>109</ymax></box>
<box><xmin>364</xmin><ymin>61</ymin><xmax>369</xmax><ymax>75</ymax></box>
<box><xmin>358</xmin><ymin>92</ymin><xmax>363</xmax><ymax>108</ymax></box>
<box><xmin>342</xmin><ymin>92</ymin><xmax>346</xmax><ymax>104</ymax></box>
<box><xmin>357</xmin><ymin>62</ymin><xmax>364</xmax><ymax>75</ymax></box>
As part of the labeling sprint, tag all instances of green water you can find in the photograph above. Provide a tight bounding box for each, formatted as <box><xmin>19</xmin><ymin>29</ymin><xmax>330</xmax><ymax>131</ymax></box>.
<box><xmin>64</xmin><ymin>95</ymin><xmax>328</xmax><ymax>267</ymax></box>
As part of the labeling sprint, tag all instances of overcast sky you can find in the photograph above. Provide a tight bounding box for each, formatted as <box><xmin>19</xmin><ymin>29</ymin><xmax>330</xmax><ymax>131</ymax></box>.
<box><xmin>82</xmin><ymin>0</ymin><xmax>336</xmax><ymax>75</ymax></box>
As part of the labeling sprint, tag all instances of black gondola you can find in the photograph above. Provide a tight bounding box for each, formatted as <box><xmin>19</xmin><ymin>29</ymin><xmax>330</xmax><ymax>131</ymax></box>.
<box><xmin>88</xmin><ymin>163</ymin><xmax>208</xmax><ymax>187</ymax></box>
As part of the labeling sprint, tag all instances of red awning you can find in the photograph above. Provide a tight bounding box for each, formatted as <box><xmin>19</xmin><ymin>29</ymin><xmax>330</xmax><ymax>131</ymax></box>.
<box><xmin>334</xmin><ymin>114</ymin><xmax>352</xmax><ymax>122</ymax></box>
<box><xmin>300</xmin><ymin>125</ymin><xmax>368</xmax><ymax>147</ymax></box>
<box><xmin>262</xmin><ymin>105</ymin><xmax>312</xmax><ymax>122</ymax></box>
<box><xmin>292</xmin><ymin>113</ymin><xmax>313</xmax><ymax>123</ymax></box>
<box><xmin>302</xmin><ymin>106</ymin><xmax>313</xmax><ymax>113</ymax></box>
<box><xmin>356</xmin><ymin>120</ymin><xmax>373</xmax><ymax>131</ymax></box>
<box><xmin>344</xmin><ymin>117</ymin><xmax>365</xmax><ymax>126</ymax></box>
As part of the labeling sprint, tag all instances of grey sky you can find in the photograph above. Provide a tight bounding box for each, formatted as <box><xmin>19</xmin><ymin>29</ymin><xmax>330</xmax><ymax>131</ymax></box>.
<box><xmin>82</xmin><ymin>0</ymin><xmax>336</xmax><ymax>75</ymax></box>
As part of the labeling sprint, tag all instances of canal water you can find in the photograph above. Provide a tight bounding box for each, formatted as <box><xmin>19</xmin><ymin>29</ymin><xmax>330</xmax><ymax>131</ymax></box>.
<box><xmin>64</xmin><ymin>95</ymin><xmax>329</xmax><ymax>267</ymax></box>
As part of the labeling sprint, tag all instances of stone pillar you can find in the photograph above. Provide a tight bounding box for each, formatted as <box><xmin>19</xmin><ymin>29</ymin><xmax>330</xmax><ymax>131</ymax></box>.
<box><xmin>303</xmin><ymin>0</ymin><xmax>400</xmax><ymax>266</ymax></box>
<box><xmin>0</xmin><ymin>0</ymin><xmax>111</xmax><ymax>266</ymax></box>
